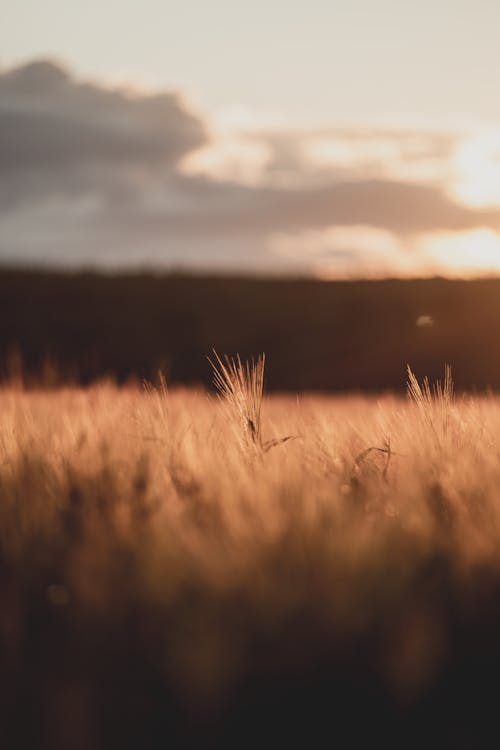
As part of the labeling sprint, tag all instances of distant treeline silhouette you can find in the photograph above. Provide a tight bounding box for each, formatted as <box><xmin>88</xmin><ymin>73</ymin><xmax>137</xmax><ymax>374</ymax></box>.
<box><xmin>1</xmin><ymin>269</ymin><xmax>498</xmax><ymax>391</ymax></box>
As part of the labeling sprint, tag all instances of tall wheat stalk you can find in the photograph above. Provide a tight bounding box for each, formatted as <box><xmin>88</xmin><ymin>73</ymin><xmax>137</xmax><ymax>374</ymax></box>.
<box><xmin>209</xmin><ymin>351</ymin><xmax>265</xmax><ymax>446</ymax></box>
<box><xmin>407</xmin><ymin>364</ymin><xmax>454</xmax><ymax>446</ymax></box>
<box><xmin>209</xmin><ymin>351</ymin><xmax>296</xmax><ymax>452</ymax></box>
<box><xmin>407</xmin><ymin>364</ymin><xmax>453</xmax><ymax>410</ymax></box>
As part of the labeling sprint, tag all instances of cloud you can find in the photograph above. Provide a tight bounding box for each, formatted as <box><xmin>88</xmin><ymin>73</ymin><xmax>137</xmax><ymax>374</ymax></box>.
<box><xmin>268</xmin><ymin>225</ymin><xmax>500</xmax><ymax>279</ymax></box>
<box><xmin>2</xmin><ymin>58</ymin><xmax>500</xmax><ymax>275</ymax></box>
<box><xmin>0</xmin><ymin>59</ymin><xmax>206</xmax><ymax>185</ymax></box>
<box><xmin>179</xmin><ymin>127</ymin><xmax>458</xmax><ymax>190</ymax></box>
<box><xmin>152</xmin><ymin>177</ymin><xmax>500</xmax><ymax>236</ymax></box>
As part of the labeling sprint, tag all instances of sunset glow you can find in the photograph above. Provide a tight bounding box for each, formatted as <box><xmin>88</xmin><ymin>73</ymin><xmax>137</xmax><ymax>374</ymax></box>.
<box><xmin>269</xmin><ymin>224</ymin><xmax>500</xmax><ymax>279</ymax></box>
<box><xmin>420</xmin><ymin>228</ymin><xmax>500</xmax><ymax>276</ymax></box>
<box><xmin>2</xmin><ymin>1</ymin><xmax>500</xmax><ymax>277</ymax></box>
<box><xmin>451</xmin><ymin>131</ymin><xmax>500</xmax><ymax>208</ymax></box>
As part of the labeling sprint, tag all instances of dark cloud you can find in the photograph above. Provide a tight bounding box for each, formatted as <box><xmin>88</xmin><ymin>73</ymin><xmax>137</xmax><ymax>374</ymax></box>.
<box><xmin>116</xmin><ymin>176</ymin><xmax>500</xmax><ymax>236</ymax></box>
<box><xmin>0</xmin><ymin>59</ymin><xmax>207</xmax><ymax>174</ymax></box>
<box><xmin>1</xmin><ymin>59</ymin><xmax>500</xmax><ymax>272</ymax></box>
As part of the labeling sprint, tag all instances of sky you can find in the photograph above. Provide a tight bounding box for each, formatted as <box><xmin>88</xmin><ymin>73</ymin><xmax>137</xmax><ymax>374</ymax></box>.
<box><xmin>2</xmin><ymin>0</ymin><xmax>500</xmax><ymax>277</ymax></box>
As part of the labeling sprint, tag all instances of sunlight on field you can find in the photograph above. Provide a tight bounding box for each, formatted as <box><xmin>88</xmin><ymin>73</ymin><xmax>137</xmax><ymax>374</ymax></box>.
<box><xmin>4</xmin><ymin>373</ymin><xmax>500</xmax><ymax>745</ymax></box>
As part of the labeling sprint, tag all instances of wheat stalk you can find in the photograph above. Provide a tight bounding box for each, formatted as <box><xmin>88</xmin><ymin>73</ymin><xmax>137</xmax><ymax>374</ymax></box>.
<box><xmin>209</xmin><ymin>350</ymin><xmax>297</xmax><ymax>452</ymax></box>
<box><xmin>209</xmin><ymin>350</ymin><xmax>265</xmax><ymax>446</ymax></box>
<box><xmin>407</xmin><ymin>364</ymin><xmax>455</xmax><ymax>447</ymax></box>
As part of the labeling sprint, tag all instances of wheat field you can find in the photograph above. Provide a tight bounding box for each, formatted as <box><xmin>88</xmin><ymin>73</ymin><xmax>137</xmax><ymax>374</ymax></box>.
<box><xmin>2</xmin><ymin>362</ymin><xmax>500</xmax><ymax>748</ymax></box>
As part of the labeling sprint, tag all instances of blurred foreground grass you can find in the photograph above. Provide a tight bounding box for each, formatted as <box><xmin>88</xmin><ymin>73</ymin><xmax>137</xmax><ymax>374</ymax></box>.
<box><xmin>2</xmin><ymin>379</ymin><xmax>500</xmax><ymax>748</ymax></box>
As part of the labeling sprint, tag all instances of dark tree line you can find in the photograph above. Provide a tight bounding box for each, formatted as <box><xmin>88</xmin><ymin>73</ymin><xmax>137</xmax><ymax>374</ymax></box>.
<box><xmin>1</xmin><ymin>269</ymin><xmax>498</xmax><ymax>391</ymax></box>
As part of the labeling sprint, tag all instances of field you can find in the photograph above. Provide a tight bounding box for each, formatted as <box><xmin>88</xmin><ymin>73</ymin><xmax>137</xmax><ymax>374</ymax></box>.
<box><xmin>2</xmin><ymin>363</ymin><xmax>500</xmax><ymax>748</ymax></box>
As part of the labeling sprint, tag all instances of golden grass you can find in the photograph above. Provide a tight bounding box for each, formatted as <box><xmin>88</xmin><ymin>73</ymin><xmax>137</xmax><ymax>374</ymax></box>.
<box><xmin>2</xmin><ymin>368</ymin><xmax>500</xmax><ymax>747</ymax></box>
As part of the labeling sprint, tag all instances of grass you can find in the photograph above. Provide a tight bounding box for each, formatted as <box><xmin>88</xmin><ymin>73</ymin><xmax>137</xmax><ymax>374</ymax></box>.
<box><xmin>1</xmin><ymin>362</ymin><xmax>500</xmax><ymax>748</ymax></box>
<box><xmin>209</xmin><ymin>350</ymin><xmax>266</xmax><ymax>448</ymax></box>
<box><xmin>209</xmin><ymin>350</ymin><xmax>297</xmax><ymax>452</ymax></box>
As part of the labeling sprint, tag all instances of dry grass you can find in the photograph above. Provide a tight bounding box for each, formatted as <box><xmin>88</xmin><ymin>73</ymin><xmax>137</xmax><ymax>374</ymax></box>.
<box><xmin>1</xmin><ymin>365</ymin><xmax>500</xmax><ymax>748</ymax></box>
